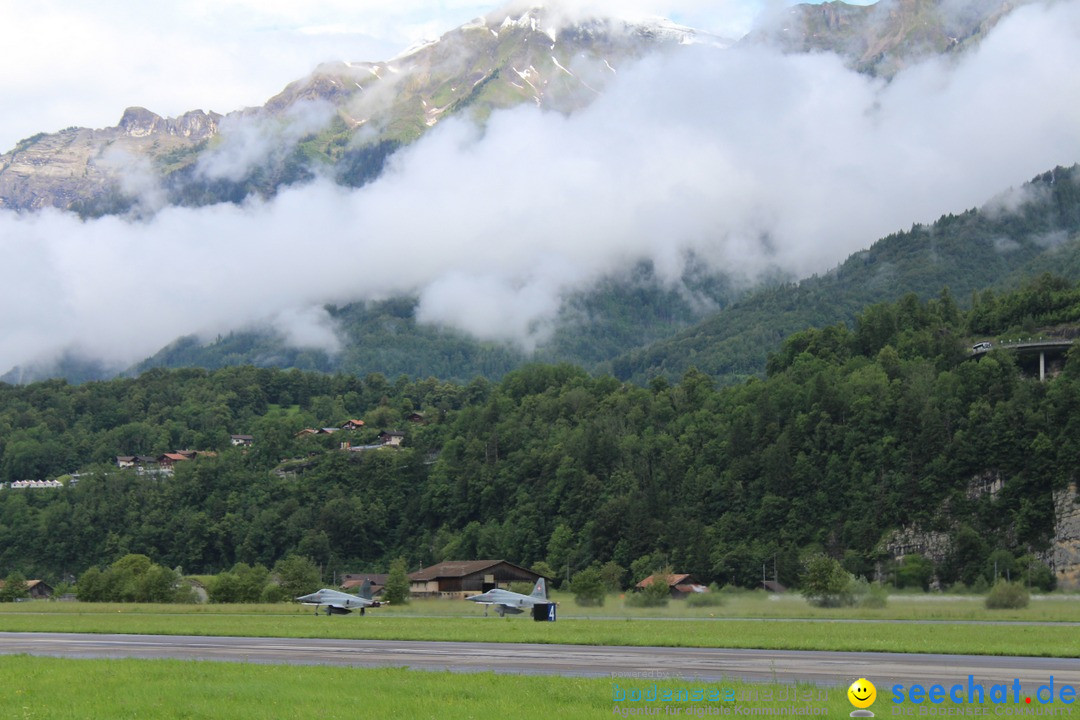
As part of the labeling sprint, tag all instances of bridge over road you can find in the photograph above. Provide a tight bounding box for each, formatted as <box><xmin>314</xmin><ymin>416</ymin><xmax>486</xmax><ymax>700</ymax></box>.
<box><xmin>970</xmin><ymin>339</ymin><xmax>1075</xmax><ymax>380</ymax></box>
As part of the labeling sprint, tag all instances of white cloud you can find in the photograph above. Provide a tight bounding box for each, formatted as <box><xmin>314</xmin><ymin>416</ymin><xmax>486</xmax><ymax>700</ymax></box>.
<box><xmin>1</xmin><ymin>0</ymin><xmax>1079</xmax><ymax>373</ymax></box>
<box><xmin>197</xmin><ymin>101</ymin><xmax>337</xmax><ymax>182</ymax></box>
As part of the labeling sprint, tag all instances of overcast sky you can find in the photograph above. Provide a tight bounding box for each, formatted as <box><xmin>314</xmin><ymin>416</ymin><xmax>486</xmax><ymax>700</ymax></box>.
<box><xmin>1</xmin><ymin>0</ymin><xmax>1079</xmax><ymax>376</ymax></box>
<box><xmin>0</xmin><ymin>0</ymin><xmax>765</xmax><ymax>152</ymax></box>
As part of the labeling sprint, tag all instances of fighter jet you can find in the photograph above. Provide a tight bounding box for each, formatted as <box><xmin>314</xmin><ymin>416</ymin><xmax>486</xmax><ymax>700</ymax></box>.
<box><xmin>466</xmin><ymin>577</ymin><xmax>548</xmax><ymax>616</ymax></box>
<box><xmin>296</xmin><ymin>579</ymin><xmax>383</xmax><ymax>616</ymax></box>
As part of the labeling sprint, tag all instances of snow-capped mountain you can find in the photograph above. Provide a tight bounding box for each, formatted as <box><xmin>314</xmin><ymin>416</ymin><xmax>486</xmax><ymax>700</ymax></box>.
<box><xmin>0</xmin><ymin>0</ymin><xmax>1021</xmax><ymax>215</ymax></box>
<box><xmin>0</xmin><ymin>4</ymin><xmax>727</xmax><ymax>214</ymax></box>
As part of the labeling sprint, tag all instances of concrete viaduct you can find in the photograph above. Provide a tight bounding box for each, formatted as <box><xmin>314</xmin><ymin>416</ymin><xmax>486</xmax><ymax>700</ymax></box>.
<box><xmin>970</xmin><ymin>338</ymin><xmax>1075</xmax><ymax>380</ymax></box>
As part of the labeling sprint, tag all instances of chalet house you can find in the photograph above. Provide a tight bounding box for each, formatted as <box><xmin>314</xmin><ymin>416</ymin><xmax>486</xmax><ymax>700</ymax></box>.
<box><xmin>119</xmin><ymin>452</ymin><xmax>213</xmax><ymax>474</ymax></box>
<box><xmin>378</xmin><ymin>430</ymin><xmax>405</xmax><ymax>447</ymax></box>
<box><xmin>157</xmin><ymin>453</ymin><xmax>191</xmax><ymax>472</ymax></box>
<box><xmin>408</xmin><ymin>560</ymin><xmax>544</xmax><ymax>599</ymax></box>
<box><xmin>635</xmin><ymin>573</ymin><xmax>709</xmax><ymax>599</ymax></box>
<box><xmin>295</xmin><ymin>428</ymin><xmax>337</xmax><ymax>437</ymax></box>
<box><xmin>129</xmin><ymin>456</ymin><xmax>159</xmax><ymax>475</ymax></box>
<box><xmin>340</xmin><ymin>420</ymin><xmax>365</xmax><ymax>431</ymax></box>
<box><xmin>405</xmin><ymin>412</ymin><xmax>426</xmax><ymax>424</ymax></box>
<box><xmin>230</xmin><ymin>435</ymin><xmax>254</xmax><ymax>447</ymax></box>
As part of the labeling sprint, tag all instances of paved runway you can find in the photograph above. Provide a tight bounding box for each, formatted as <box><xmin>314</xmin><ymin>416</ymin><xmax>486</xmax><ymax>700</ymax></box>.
<box><xmin>1</xmin><ymin>632</ymin><xmax>1078</xmax><ymax>695</ymax></box>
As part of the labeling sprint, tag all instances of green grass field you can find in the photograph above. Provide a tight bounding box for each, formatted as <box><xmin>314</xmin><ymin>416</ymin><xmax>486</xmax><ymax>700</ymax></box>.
<box><xmin>5</xmin><ymin>589</ymin><xmax>1079</xmax><ymax>621</ymax></box>
<box><xmin>0</xmin><ymin>594</ymin><xmax>1078</xmax><ymax>656</ymax></box>
<box><xmin>0</xmin><ymin>654</ymin><xmax>864</xmax><ymax>719</ymax></box>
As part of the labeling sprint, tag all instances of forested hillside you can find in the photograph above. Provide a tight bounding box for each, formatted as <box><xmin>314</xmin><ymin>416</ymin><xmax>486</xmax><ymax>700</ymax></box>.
<box><xmin>2</xmin><ymin>276</ymin><xmax>1079</xmax><ymax>590</ymax></box>
<box><xmin>608</xmin><ymin>166</ymin><xmax>1080</xmax><ymax>385</ymax></box>
<box><xmin>135</xmin><ymin>269</ymin><xmax>738</xmax><ymax>384</ymax></box>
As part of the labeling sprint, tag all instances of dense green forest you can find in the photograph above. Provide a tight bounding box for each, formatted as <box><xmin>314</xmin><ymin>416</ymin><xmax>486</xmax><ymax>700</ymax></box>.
<box><xmin>1</xmin><ymin>275</ymin><xmax>1078</xmax><ymax>590</ymax></box>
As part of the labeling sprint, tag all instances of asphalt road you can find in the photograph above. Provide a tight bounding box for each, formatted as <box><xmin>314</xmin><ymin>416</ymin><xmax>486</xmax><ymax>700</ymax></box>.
<box><xmin>1</xmin><ymin>631</ymin><xmax>1078</xmax><ymax>696</ymax></box>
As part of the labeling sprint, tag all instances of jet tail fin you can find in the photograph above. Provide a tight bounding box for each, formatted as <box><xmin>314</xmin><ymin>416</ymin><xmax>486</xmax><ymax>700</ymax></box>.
<box><xmin>530</xmin><ymin>577</ymin><xmax>547</xmax><ymax>600</ymax></box>
<box><xmin>358</xmin><ymin>578</ymin><xmax>374</xmax><ymax>600</ymax></box>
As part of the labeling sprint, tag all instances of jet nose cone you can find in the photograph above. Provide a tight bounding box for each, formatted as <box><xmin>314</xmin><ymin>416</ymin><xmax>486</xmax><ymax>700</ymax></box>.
<box><xmin>296</xmin><ymin>591</ymin><xmax>321</xmax><ymax>603</ymax></box>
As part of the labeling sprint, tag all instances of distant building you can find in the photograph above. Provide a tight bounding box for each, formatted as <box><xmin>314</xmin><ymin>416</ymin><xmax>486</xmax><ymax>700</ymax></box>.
<box><xmin>9</xmin><ymin>480</ymin><xmax>63</xmax><ymax>489</ymax></box>
<box><xmin>340</xmin><ymin>573</ymin><xmax>388</xmax><ymax>597</ymax></box>
<box><xmin>157</xmin><ymin>453</ymin><xmax>191</xmax><ymax>471</ymax></box>
<box><xmin>408</xmin><ymin>560</ymin><xmax>543</xmax><ymax>599</ymax></box>
<box><xmin>378</xmin><ymin>430</ymin><xmax>405</xmax><ymax>447</ymax></box>
<box><xmin>26</xmin><ymin>580</ymin><xmax>53</xmax><ymax>599</ymax></box>
<box><xmin>340</xmin><ymin>420</ymin><xmax>366</xmax><ymax>431</ymax></box>
<box><xmin>0</xmin><ymin>579</ymin><xmax>53</xmax><ymax>599</ymax></box>
<box><xmin>230</xmin><ymin>435</ymin><xmax>254</xmax><ymax>447</ymax></box>
<box><xmin>635</xmin><ymin>573</ymin><xmax>709</xmax><ymax>599</ymax></box>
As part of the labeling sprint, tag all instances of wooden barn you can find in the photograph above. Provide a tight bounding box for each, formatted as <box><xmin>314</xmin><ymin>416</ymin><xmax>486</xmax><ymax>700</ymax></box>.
<box><xmin>408</xmin><ymin>560</ymin><xmax>543</xmax><ymax>599</ymax></box>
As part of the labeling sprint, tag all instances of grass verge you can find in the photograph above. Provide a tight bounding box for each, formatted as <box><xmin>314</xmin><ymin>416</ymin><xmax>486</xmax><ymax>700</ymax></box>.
<box><xmin>0</xmin><ymin>654</ymin><xmax>852</xmax><ymax>719</ymax></box>
<box><xmin>0</xmin><ymin>609</ymin><xmax>1076</xmax><ymax>657</ymax></box>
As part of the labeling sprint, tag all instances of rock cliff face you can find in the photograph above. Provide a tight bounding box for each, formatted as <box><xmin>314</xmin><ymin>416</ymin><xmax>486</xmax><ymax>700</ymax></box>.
<box><xmin>0</xmin><ymin>6</ymin><xmax>706</xmax><ymax>214</ymax></box>
<box><xmin>884</xmin><ymin>471</ymin><xmax>1076</xmax><ymax>588</ymax></box>
<box><xmin>884</xmin><ymin>526</ymin><xmax>952</xmax><ymax>565</ymax></box>
<box><xmin>0</xmin><ymin>107</ymin><xmax>220</xmax><ymax>212</ymax></box>
<box><xmin>117</xmin><ymin>107</ymin><xmax>220</xmax><ymax>139</ymax></box>
<box><xmin>1050</xmin><ymin>483</ymin><xmax>1080</xmax><ymax>589</ymax></box>
<box><xmin>746</xmin><ymin>0</ymin><xmax>1022</xmax><ymax>77</ymax></box>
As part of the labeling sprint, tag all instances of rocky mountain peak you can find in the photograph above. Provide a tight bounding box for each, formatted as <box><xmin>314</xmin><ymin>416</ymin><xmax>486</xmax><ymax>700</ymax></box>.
<box><xmin>746</xmin><ymin>0</ymin><xmax>1024</xmax><ymax>76</ymax></box>
<box><xmin>118</xmin><ymin>107</ymin><xmax>220</xmax><ymax>140</ymax></box>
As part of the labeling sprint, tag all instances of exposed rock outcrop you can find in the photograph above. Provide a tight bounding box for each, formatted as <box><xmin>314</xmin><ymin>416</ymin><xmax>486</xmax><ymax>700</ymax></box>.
<box><xmin>0</xmin><ymin>108</ymin><xmax>220</xmax><ymax>211</ymax></box>
<box><xmin>118</xmin><ymin>107</ymin><xmax>220</xmax><ymax>139</ymax></box>
<box><xmin>1050</xmin><ymin>483</ymin><xmax>1080</xmax><ymax>589</ymax></box>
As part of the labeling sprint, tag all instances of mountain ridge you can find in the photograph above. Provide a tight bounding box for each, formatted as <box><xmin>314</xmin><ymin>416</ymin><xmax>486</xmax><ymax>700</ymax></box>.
<box><xmin>0</xmin><ymin>0</ymin><xmax>1019</xmax><ymax>214</ymax></box>
<box><xmin>0</xmin><ymin>4</ymin><xmax>711</xmax><ymax>214</ymax></box>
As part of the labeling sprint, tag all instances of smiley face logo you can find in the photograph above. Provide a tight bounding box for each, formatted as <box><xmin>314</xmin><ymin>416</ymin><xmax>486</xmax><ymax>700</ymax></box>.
<box><xmin>848</xmin><ymin>678</ymin><xmax>877</xmax><ymax>709</ymax></box>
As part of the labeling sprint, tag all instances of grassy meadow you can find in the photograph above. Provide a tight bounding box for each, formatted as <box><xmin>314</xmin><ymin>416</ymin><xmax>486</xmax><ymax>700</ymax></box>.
<box><xmin>0</xmin><ymin>654</ymin><xmax>857</xmax><ymax>719</ymax></box>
